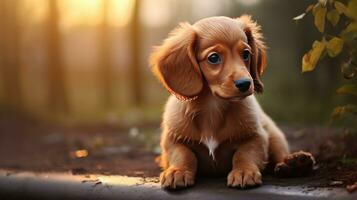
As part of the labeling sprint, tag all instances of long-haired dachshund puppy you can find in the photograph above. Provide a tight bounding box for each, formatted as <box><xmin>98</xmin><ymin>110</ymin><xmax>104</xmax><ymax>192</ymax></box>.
<box><xmin>150</xmin><ymin>16</ymin><xmax>315</xmax><ymax>189</ymax></box>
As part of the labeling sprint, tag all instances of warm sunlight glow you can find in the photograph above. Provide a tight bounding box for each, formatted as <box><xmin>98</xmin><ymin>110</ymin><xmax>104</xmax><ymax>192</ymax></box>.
<box><xmin>60</xmin><ymin>0</ymin><xmax>102</xmax><ymax>28</ymax></box>
<box><xmin>21</xmin><ymin>0</ymin><xmax>139</xmax><ymax>28</ymax></box>
<box><xmin>60</xmin><ymin>0</ymin><xmax>135</xmax><ymax>29</ymax></box>
<box><xmin>140</xmin><ymin>0</ymin><xmax>171</xmax><ymax>27</ymax></box>
<box><xmin>190</xmin><ymin>0</ymin><xmax>226</xmax><ymax>20</ymax></box>
<box><xmin>21</xmin><ymin>0</ymin><xmax>48</xmax><ymax>24</ymax></box>
<box><xmin>109</xmin><ymin>0</ymin><xmax>135</xmax><ymax>27</ymax></box>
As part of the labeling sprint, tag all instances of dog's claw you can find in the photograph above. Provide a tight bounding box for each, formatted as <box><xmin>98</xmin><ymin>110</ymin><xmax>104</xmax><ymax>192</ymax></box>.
<box><xmin>160</xmin><ymin>168</ymin><xmax>195</xmax><ymax>189</ymax></box>
<box><xmin>227</xmin><ymin>168</ymin><xmax>262</xmax><ymax>189</ymax></box>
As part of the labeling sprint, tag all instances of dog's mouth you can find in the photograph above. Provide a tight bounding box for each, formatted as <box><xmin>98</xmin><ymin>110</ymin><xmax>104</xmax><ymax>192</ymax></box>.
<box><xmin>213</xmin><ymin>91</ymin><xmax>253</xmax><ymax>101</ymax></box>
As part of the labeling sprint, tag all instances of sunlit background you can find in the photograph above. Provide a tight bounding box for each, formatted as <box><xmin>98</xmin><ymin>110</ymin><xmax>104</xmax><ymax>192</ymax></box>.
<box><xmin>1</xmin><ymin>1</ymin><xmax>357</xmax><ymax>190</ymax></box>
<box><xmin>0</xmin><ymin>0</ymin><xmax>349</xmax><ymax>126</ymax></box>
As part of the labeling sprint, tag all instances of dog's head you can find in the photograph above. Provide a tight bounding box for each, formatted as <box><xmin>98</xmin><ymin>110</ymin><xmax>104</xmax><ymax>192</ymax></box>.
<box><xmin>150</xmin><ymin>16</ymin><xmax>266</xmax><ymax>101</ymax></box>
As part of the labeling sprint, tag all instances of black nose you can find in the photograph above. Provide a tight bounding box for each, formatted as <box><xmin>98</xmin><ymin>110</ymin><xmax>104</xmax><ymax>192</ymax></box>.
<box><xmin>234</xmin><ymin>79</ymin><xmax>251</xmax><ymax>92</ymax></box>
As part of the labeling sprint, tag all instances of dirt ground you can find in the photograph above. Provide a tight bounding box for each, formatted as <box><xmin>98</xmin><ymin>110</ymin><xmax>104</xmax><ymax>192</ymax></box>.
<box><xmin>0</xmin><ymin>112</ymin><xmax>356</xmax><ymax>190</ymax></box>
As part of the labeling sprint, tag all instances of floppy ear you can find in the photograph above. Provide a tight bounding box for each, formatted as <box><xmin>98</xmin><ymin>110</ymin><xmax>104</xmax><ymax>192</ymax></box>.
<box><xmin>239</xmin><ymin>15</ymin><xmax>267</xmax><ymax>93</ymax></box>
<box><xmin>150</xmin><ymin>23</ymin><xmax>203</xmax><ymax>101</ymax></box>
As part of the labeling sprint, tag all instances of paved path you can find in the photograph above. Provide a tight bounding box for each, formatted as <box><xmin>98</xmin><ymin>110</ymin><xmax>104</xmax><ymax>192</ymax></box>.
<box><xmin>0</xmin><ymin>170</ymin><xmax>355</xmax><ymax>200</ymax></box>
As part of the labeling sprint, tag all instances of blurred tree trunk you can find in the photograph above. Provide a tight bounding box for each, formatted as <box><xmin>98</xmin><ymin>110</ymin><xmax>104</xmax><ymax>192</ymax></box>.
<box><xmin>0</xmin><ymin>0</ymin><xmax>23</xmax><ymax>111</ymax></box>
<box><xmin>47</xmin><ymin>0</ymin><xmax>69</xmax><ymax>113</ymax></box>
<box><xmin>129</xmin><ymin>0</ymin><xmax>143</xmax><ymax>106</ymax></box>
<box><xmin>99</xmin><ymin>0</ymin><xmax>114</xmax><ymax>110</ymax></box>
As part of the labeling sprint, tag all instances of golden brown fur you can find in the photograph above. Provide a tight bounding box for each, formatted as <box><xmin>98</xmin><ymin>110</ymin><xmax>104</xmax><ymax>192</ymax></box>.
<box><xmin>150</xmin><ymin>16</ymin><xmax>312</xmax><ymax>189</ymax></box>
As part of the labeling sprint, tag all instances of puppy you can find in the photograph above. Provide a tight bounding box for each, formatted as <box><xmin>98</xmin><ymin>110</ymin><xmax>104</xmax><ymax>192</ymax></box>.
<box><xmin>150</xmin><ymin>16</ymin><xmax>315</xmax><ymax>189</ymax></box>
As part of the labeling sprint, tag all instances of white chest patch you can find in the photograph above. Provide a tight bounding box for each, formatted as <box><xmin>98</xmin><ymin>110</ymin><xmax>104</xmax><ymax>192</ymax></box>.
<box><xmin>202</xmin><ymin>137</ymin><xmax>219</xmax><ymax>160</ymax></box>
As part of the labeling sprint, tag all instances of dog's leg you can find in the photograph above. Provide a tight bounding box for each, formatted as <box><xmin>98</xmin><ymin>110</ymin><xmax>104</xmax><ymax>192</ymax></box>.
<box><xmin>160</xmin><ymin>142</ymin><xmax>197</xmax><ymax>189</ymax></box>
<box><xmin>227</xmin><ymin>135</ymin><xmax>268</xmax><ymax>188</ymax></box>
<box><xmin>262</xmin><ymin>114</ymin><xmax>315</xmax><ymax>177</ymax></box>
<box><xmin>263</xmin><ymin>114</ymin><xmax>290</xmax><ymax>165</ymax></box>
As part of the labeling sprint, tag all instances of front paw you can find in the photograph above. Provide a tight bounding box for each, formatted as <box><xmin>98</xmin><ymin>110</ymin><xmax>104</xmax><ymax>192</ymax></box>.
<box><xmin>160</xmin><ymin>167</ymin><xmax>195</xmax><ymax>189</ymax></box>
<box><xmin>227</xmin><ymin>168</ymin><xmax>262</xmax><ymax>188</ymax></box>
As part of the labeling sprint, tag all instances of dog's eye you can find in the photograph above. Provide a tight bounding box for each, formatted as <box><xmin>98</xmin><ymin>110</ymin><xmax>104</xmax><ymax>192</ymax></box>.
<box><xmin>207</xmin><ymin>52</ymin><xmax>222</xmax><ymax>65</ymax></box>
<box><xmin>242</xmin><ymin>50</ymin><xmax>251</xmax><ymax>61</ymax></box>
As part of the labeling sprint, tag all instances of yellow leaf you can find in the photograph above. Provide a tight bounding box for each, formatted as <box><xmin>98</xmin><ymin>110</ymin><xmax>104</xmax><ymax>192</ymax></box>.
<box><xmin>313</xmin><ymin>6</ymin><xmax>327</xmax><ymax>32</ymax></box>
<box><xmin>331</xmin><ymin>106</ymin><xmax>347</xmax><ymax>120</ymax></box>
<box><xmin>335</xmin><ymin>1</ymin><xmax>348</xmax><ymax>14</ymax></box>
<box><xmin>345</xmin><ymin>22</ymin><xmax>357</xmax><ymax>32</ymax></box>
<box><xmin>311</xmin><ymin>40</ymin><xmax>326</xmax><ymax>63</ymax></box>
<box><xmin>302</xmin><ymin>41</ymin><xmax>326</xmax><ymax>72</ymax></box>
<box><xmin>326</xmin><ymin>9</ymin><xmax>340</xmax><ymax>26</ymax></box>
<box><xmin>331</xmin><ymin>104</ymin><xmax>357</xmax><ymax>120</ymax></box>
<box><xmin>341</xmin><ymin>22</ymin><xmax>357</xmax><ymax>41</ymax></box>
<box><xmin>326</xmin><ymin>37</ymin><xmax>344</xmax><ymax>57</ymax></box>
<box><xmin>347</xmin><ymin>0</ymin><xmax>357</xmax><ymax>20</ymax></box>
<box><xmin>306</xmin><ymin>4</ymin><xmax>315</xmax><ymax>13</ymax></box>
<box><xmin>337</xmin><ymin>84</ymin><xmax>357</xmax><ymax>96</ymax></box>
<box><xmin>319</xmin><ymin>0</ymin><xmax>328</xmax><ymax>6</ymax></box>
<box><xmin>302</xmin><ymin>52</ymin><xmax>313</xmax><ymax>72</ymax></box>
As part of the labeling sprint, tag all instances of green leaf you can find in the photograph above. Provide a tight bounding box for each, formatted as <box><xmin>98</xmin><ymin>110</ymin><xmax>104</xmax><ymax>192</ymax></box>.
<box><xmin>313</xmin><ymin>5</ymin><xmax>327</xmax><ymax>32</ymax></box>
<box><xmin>347</xmin><ymin>0</ymin><xmax>357</xmax><ymax>20</ymax></box>
<box><xmin>293</xmin><ymin>13</ymin><xmax>306</xmax><ymax>20</ymax></box>
<box><xmin>335</xmin><ymin>1</ymin><xmax>348</xmax><ymax>14</ymax></box>
<box><xmin>302</xmin><ymin>41</ymin><xmax>326</xmax><ymax>72</ymax></box>
<box><xmin>337</xmin><ymin>84</ymin><xmax>357</xmax><ymax>96</ymax></box>
<box><xmin>326</xmin><ymin>37</ymin><xmax>344</xmax><ymax>57</ymax></box>
<box><xmin>327</xmin><ymin>9</ymin><xmax>340</xmax><ymax>26</ymax></box>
